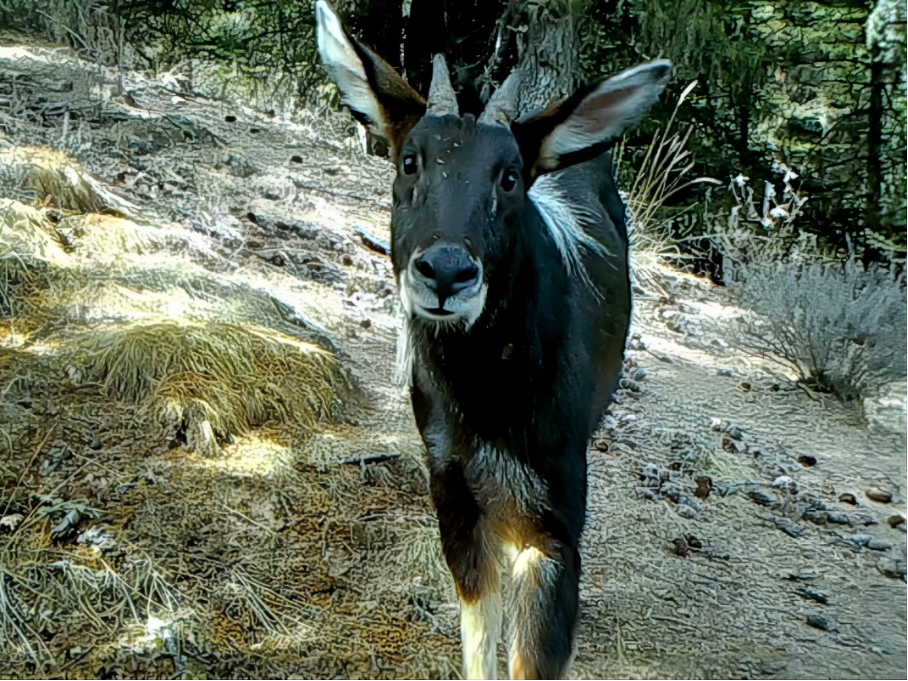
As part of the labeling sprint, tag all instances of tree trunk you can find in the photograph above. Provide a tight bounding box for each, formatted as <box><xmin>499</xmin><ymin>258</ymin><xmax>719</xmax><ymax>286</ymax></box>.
<box><xmin>401</xmin><ymin>0</ymin><xmax>583</xmax><ymax>115</ymax></box>
<box><xmin>510</xmin><ymin>0</ymin><xmax>579</xmax><ymax>113</ymax></box>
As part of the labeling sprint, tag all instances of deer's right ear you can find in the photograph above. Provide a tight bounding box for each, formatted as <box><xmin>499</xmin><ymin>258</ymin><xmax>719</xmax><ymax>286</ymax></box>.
<box><xmin>315</xmin><ymin>1</ymin><xmax>425</xmax><ymax>155</ymax></box>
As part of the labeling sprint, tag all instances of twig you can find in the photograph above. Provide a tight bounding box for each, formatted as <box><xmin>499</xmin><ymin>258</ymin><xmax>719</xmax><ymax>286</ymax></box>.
<box><xmin>1</xmin><ymin>431</ymin><xmax>52</xmax><ymax>518</ymax></box>
<box><xmin>219</xmin><ymin>501</ymin><xmax>276</xmax><ymax>534</ymax></box>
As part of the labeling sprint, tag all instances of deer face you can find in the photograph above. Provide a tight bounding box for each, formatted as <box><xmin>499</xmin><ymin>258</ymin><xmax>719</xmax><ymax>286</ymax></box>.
<box><xmin>315</xmin><ymin>0</ymin><xmax>670</xmax><ymax>328</ymax></box>
<box><xmin>391</xmin><ymin>114</ymin><xmax>525</xmax><ymax>325</ymax></box>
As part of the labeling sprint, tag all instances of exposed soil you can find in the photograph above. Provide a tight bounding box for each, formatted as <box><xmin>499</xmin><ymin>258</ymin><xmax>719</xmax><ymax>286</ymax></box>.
<box><xmin>0</xmin><ymin>40</ymin><xmax>905</xmax><ymax>679</ymax></box>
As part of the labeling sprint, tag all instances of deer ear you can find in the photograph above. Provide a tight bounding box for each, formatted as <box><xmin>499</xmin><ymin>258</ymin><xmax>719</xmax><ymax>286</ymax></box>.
<box><xmin>315</xmin><ymin>1</ymin><xmax>425</xmax><ymax>155</ymax></box>
<box><xmin>512</xmin><ymin>60</ymin><xmax>671</xmax><ymax>179</ymax></box>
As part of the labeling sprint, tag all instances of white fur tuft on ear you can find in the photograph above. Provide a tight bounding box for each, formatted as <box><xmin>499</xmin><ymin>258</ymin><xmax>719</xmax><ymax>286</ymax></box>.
<box><xmin>315</xmin><ymin>1</ymin><xmax>385</xmax><ymax>136</ymax></box>
<box><xmin>536</xmin><ymin>59</ymin><xmax>671</xmax><ymax>171</ymax></box>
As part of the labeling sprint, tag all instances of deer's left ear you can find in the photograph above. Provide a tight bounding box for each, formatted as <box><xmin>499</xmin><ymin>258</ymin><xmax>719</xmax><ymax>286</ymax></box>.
<box><xmin>512</xmin><ymin>60</ymin><xmax>671</xmax><ymax>180</ymax></box>
<box><xmin>315</xmin><ymin>1</ymin><xmax>425</xmax><ymax>155</ymax></box>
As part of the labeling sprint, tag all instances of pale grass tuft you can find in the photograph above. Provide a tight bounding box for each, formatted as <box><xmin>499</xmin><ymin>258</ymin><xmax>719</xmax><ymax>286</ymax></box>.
<box><xmin>713</xmin><ymin>168</ymin><xmax>907</xmax><ymax>401</ymax></box>
<box><xmin>77</xmin><ymin>321</ymin><xmax>343</xmax><ymax>446</ymax></box>
<box><xmin>0</xmin><ymin>146</ymin><xmax>102</xmax><ymax>214</ymax></box>
<box><xmin>616</xmin><ymin>81</ymin><xmax>720</xmax><ymax>293</ymax></box>
<box><xmin>0</xmin><ymin>199</ymin><xmax>71</xmax><ymax>328</ymax></box>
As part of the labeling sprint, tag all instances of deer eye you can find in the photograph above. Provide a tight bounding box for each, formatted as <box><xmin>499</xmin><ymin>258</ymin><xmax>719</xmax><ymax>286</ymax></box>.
<box><xmin>402</xmin><ymin>154</ymin><xmax>418</xmax><ymax>175</ymax></box>
<box><xmin>501</xmin><ymin>170</ymin><xmax>519</xmax><ymax>192</ymax></box>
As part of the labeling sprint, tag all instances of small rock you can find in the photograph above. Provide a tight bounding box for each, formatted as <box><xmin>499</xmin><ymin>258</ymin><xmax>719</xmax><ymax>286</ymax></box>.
<box><xmin>806</xmin><ymin>614</ymin><xmax>837</xmax><ymax>631</ymax></box>
<box><xmin>838</xmin><ymin>493</ymin><xmax>857</xmax><ymax>505</ymax></box>
<box><xmin>619</xmin><ymin>378</ymin><xmax>641</xmax><ymax>392</ymax></box>
<box><xmin>866</xmin><ymin>538</ymin><xmax>893</xmax><ymax>551</ymax></box>
<box><xmin>739</xmin><ymin>382</ymin><xmax>751</xmax><ymax>392</ymax></box>
<box><xmin>115</xmin><ymin>483</ymin><xmax>137</xmax><ymax>495</ymax></box>
<box><xmin>886</xmin><ymin>514</ymin><xmax>906</xmax><ymax>529</ymax></box>
<box><xmin>748</xmin><ymin>490</ymin><xmax>777</xmax><ymax>506</ymax></box>
<box><xmin>360</xmin><ymin>319</ymin><xmax>372</xmax><ymax>329</ymax></box>
<box><xmin>661</xmin><ymin>481</ymin><xmax>684</xmax><ymax>504</ymax></box>
<box><xmin>671</xmin><ymin>536</ymin><xmax>702</xmax><ymax>558</ymax></box>
<box><xmin>634</xmin><ymin>368</ymin><xmax>647</xmax><ymax>380</ymax></box>
<box><xmin>848</xmin><ymin>534</ymin><xmax>872</xmax><ymax>546</ymax></box>
<box><xmin>797</xmin><ymin>586</ymin><xmax>829</xmax><ymax>604</ymax></box>
<box><xmin>852</xmin><ymin>512</ymin><xmax>878</xmax><ymax>526</ymax></box>
<box><xmin>726</xmin><ymin>426</ymin><xmax>744</xmax><ymax>440</ymax></box>
<box><xmin>717</xmin><ymin>368</ymin><xmax>733</xmax><ymax>376</ymax></box>
<box><xmin>712</xmin><ymin>479</ymin><xmax>738</xmax><ymax>497</ymax></box>
<box><xmin>694</xmin><ymin>476</ymin><xmax>712</xmax><ymax>500</ymax></box>
<box><xmin>865</xmin><ymin>488</ymin><xmax>892</xmax><ymax>503</ymax></box>
<box><xmin>798</xmin><ymin>455</ymin><xmax>817</xmax><ymax>467</ymax></box>
<box><xmin>89</xmin><ymin>439</ymin><xmax>103</xmax><ymax>451</ymax></box>
<box><xmin>772</xmin><ymin>475</ymin><xmax>796</xmax><ymax>492</ymax></box>
<box><xmin>635</xmin><ymin>487</ymin><xmax>657</xmax><ymax>501</ymax></box>
<box><xmin>876</xmin><ymin>558</ymin><xmax>907</xmax><ymax>580</ymax></box>
<box><xmin>826</xmin><ymin>511</ymin><xmax>852</xmax><ymax>525</ymax></box>
<box><xmin>640</xmin><ymin>463</ymin><xmax>666</xmax><ymax>484</ymax></box>
<box><xmin>775</xmin><ymin>517</ymin><xmax>803</xmax><ymax>537</ymax></box>
<box><xmin>675</xmin><ymin>503</ymin><xmax>697</xmax><ymax>519</ymax></box>
<box><xmin>802</xmin><ymin>508</ymin><xmax>827</xmax><ymax>525</ymax></box>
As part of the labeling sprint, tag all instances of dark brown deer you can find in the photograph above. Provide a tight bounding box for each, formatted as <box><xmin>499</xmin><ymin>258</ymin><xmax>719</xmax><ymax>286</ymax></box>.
<box><xmin>315</xmin><ymin>2</ymin><xmax>669</xmax><ymax>677</ymax></box>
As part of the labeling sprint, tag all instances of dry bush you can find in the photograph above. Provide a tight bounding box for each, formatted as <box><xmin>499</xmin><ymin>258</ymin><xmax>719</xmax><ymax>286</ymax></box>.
<box><xmin>0</xmin><ymin>147</ymin><xmax>103</xmax><ymax>214</ymax></box>
<box><xmin>0</xmin><ymin>0</ymin><xmax>122</xmax><ymax>65</ymax></box>
<box><xmin>715</xmin><ymin>170</ymin><xmax>907</xmax><ymax>401</ymax></box>
<box><xmin>0</xmin><ymin>146</ymin><xmax>141</xmax><ymax>219</ymax></box>
<box><xmin>728</xmin><ymin>257</ymin><xmax>906</xmax><ymax>401</ymax></box>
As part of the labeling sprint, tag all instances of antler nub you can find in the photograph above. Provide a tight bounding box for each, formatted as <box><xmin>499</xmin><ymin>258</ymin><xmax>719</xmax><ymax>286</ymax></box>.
<box><xmin>478</xmin><ymin>71</ymin><xmax>520</xmax><ymax>126</ymax></box>
<box><xmin>426</xmin><ymin>54</ymin><xmax>459</xmax><ymax>118</ymax></box>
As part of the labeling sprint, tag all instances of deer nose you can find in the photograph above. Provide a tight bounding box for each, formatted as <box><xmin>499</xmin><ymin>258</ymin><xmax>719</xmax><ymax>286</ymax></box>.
<box><xmin>413</xmin><ymin>246</ymin><xmax>480</xmax><ymax>302</ymax></box>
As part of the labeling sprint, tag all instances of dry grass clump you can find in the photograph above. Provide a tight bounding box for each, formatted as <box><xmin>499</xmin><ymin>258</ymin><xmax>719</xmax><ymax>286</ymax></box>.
<box><xmin>0</xmin><ymin>199</ymin><xmax>70</xmax><ymax>325</ymax></box>
<box><xmin>55</xmin><ymin>213</ymin><xmax>156</xmax><ymax>258</ymax></box>
<box><xmin>617</xmin><ymin>81</ymin><xmax>720</xmax><ymax>294</ymax></box>
<box><xmin>80</xmin><ymin>321</ymin><xmax>344</xmax><ymax>452</ymax></box>
<box><xmin>0</xmin><ymin>146</ymin><xmax>102</xmax><ymax>214</ymax></box>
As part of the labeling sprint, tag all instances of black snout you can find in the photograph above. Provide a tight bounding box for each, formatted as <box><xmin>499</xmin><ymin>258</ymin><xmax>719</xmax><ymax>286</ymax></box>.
<box><xmin>413</xmin><ymin>245</ymin><xmax>480</xmax><ymax>304</ymax></box>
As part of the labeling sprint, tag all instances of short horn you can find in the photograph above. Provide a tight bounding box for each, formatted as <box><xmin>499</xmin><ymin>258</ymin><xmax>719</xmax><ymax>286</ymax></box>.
<box><xmin>478</xmin><ymin>71</ymin><xmax>520</xmax><ymax>126</ymax></box>
<box><xmin>426</xmin><ymin>54</ymin><xmax>459</xmax><ymax>117</ymax></box>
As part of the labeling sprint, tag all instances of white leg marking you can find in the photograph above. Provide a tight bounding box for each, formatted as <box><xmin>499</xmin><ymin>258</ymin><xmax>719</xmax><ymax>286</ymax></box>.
<box><xmin>461</xmin><ymin>591</ymin><xmax>502</xmax><ymax>680</ymax></box>
<box><xmin>507</xmin><ymin>547</ymin><xmax>562</xmax><ymax>679</ymax></box>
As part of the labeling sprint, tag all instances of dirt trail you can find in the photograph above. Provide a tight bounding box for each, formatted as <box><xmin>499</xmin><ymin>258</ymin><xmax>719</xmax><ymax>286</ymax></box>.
<box><xmin>0</xmin><ymin>40</ymin><xmax>904</xmax><ymax>679</ymax></box>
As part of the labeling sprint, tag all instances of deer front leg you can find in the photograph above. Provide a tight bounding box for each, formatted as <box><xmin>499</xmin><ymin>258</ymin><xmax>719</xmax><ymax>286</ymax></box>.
<box><xmin>431</xmin><ymin>463</ymin><xmax>501</xmax><ymax>680</ymax></box>
<box><xmin>506</xmin><ymin>521</ymin><xmax>581</xmax><ymax>680</ymax></box>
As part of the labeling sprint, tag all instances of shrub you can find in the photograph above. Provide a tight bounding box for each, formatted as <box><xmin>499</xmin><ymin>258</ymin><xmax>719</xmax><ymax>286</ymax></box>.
<box><xmin>714</xmin><ymin>169</ymin><xmax>907</xmax><ymax>401</ymax></box>
<box><xmin>727</xmin><ymin>256</ymin><xmax>906</xmax><ymax>401</ymax></box>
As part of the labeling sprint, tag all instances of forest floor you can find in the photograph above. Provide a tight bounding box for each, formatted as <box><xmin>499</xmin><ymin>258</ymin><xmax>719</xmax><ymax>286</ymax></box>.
<box><xmin>0</xmin><ymin>39</ymin><xmax>905</xmax><ymax>680</ymax></box>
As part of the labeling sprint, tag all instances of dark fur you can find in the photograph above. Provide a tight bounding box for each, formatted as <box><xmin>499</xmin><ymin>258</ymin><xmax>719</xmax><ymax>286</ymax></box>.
<box><xmin>314</xmin><ymin>6</ymin><xmax>648</xmax><ymax>675</ymax></box>
<box><xmin>394</xmin><ymin>115</ymin><xmax>630</xmax><ymax>678</ymax></box>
